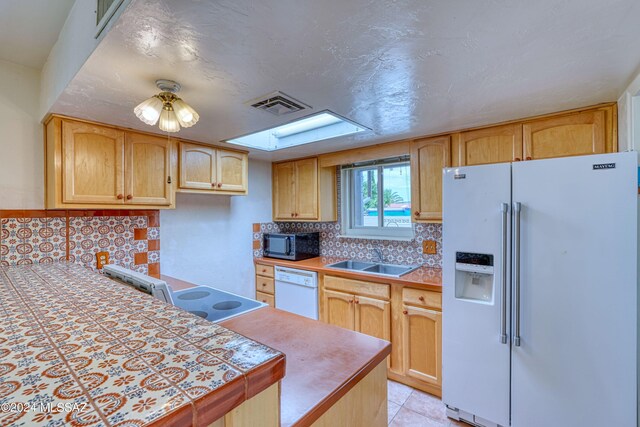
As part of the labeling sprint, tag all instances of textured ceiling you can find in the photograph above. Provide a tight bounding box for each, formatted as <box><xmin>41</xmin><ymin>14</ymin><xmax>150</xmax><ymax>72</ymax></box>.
<box><xmin>0</xmin><ymin>0</ymin><xmax>74</xmax><ymax>69</ymax></box>
<box><xmin>52</xmin><ymin>0</ymin><xmax>640</xmax><ymax>160</ymax></box>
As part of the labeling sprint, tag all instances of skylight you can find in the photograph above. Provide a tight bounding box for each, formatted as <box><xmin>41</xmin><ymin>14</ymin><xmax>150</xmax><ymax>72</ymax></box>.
<box><xmin>226</xmin><ymin>111</ymin><xmax>368</xmax><ymax>151</ymax></box>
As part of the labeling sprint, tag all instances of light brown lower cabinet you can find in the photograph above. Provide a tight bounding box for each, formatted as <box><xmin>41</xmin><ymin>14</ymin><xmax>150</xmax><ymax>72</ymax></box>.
<box><xmin>256</xmin><ymin>291</ymin><xmax>274</xmax><ymax>307</ymax></box>
<box><xmin>320</xmin><ymin>274</ymin><xmax>441</xmax><ymax>396</ymax></box>
<box><xmin>401</xmin><ymin>304</ymin><xmax>442</xmax><ymax>387</ymax></box>
<box><xmin>356</xmin><ymin>295</ymin><xmax>391</xmax><ymax>343</ymax></box>
<box><xmin>255</xmin><ymin>263</ymin><xmax>275</xmax><ymax>307</ymax></box>
<box><xmin>324</xmin><ymin>289</ymin><xmax>356</xmax><ymax>330</ymax></box>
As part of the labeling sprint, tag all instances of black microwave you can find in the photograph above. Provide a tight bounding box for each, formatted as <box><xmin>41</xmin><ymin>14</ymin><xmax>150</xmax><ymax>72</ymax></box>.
<box><xmin>263</xmin><ymin>232</ymin><xmax>320</xmax><ymax>261</ymax></box>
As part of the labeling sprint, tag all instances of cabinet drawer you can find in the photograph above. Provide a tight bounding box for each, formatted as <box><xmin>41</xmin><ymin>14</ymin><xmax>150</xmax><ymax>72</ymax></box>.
<box><xmin>403</xmin><ymin>287</ymin><xmax>441</xmax><ymax>310</ymax></box>
<box><xmin>255</xmin><ymin>263</ymin><xmax>274</xmax><ymax>278</ymax></box>
<box><xmin>256</xmin><ymin>291</ymin><xmax>275</xmax><ymax>307</ymax></box>
<box><xmin>256</xmin><ymin>276</ymin><xmax>275</xmax><ymax>294</ymax></box>
<box><xmin>324</xmin><ymin>275</ymin><xmax>389</xmax><ymax>300</ymax></box>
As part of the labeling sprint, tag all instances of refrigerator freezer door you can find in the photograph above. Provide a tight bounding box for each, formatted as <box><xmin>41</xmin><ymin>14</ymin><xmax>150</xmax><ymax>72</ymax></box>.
<box><xmin>443</xmin><ymin>163</ymin><xmax>511</xmax><ymax>427</ymax></box>
<box><xmin>511</xmin><ymin>152</ymin><xmax>637</xmax><ymax>427</ymax></box>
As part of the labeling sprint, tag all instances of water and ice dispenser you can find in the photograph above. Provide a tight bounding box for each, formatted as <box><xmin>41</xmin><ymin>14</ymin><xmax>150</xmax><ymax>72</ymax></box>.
<box><xmin>455</xmin><ymin>252</ymin><xmax>494</xmax><ymax>304</ymax></box>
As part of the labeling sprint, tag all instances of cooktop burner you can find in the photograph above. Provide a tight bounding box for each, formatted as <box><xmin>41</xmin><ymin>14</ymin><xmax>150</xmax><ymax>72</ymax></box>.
<box><xmin>177</xmin><ymin>290</ymin><xmax>211</xmax><ymax>300</ymax></box>
<box><xmin>172</xmin><ymin>286</ymin><xmax>266</xmax><ymax>322</ymax></box>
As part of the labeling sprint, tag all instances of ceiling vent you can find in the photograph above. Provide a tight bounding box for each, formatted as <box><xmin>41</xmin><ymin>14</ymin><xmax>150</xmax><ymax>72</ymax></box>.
<box><xmin>247</xmin><ymin>91</ymin><xmax>311</xmax><ymax>116</ymax></box>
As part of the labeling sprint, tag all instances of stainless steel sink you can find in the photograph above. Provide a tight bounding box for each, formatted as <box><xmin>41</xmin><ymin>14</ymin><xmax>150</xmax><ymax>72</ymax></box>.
<box><xmin>327</xmin><ymin>260</ymin><xmax>377</xmax><ymax>270</ymax></box>
<box><xmin>326</xmin><ymin>260</ymin><xmax>419</xmax><ymax>278</ymax></box>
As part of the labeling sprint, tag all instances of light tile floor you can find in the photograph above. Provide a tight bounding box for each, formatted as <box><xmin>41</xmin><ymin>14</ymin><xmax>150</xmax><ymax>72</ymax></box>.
<box><xmin>388</xmin><ymin>380</ymin><xmax>467</xmax><ymax>426</ymax></box>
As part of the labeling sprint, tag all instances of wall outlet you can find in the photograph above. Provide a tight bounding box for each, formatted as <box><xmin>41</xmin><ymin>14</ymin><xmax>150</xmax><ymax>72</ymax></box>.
<box><xmin>423</xmin><ymin>240</ymin><xmax>437</xmax><ymax>255</ymax></box>
<box><xmin>96</xmin><ymin>251</ymin><xmax>109</xmax><ymax>269</ymax></box>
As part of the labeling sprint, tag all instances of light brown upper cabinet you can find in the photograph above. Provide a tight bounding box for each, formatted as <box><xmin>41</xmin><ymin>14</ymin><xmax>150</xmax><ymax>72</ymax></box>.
<box><xmin>45</xmin><ymin>116</ymin><xmax>174</xmax><ymax>209</ymax></box>
<box><xmin>217</xmin><ymin>149</ymin><xmax>248</xmax><ymax>192</ymax></box>
<box><xmin>452</xmin><ymin>105</ymin><xmax>615</xmax><ymax>166</ymax></box>
<box><xmin>273</xmin><ymin>161</ymin><xmax>296</xmax><ymax>220</ymax></box>
<box><xmin>293</xmin><ymin>158</ymin><xmax>319</xmax><ymax>220</ymax></box>
<box><xmin>272</xmin><ymin>157</ymin><xmax>336</xmax><ymax>222</ymax></box>
<box><xmin>178</xmin><ymin>141</ymin><xmax>248</xmax><ymax>194</ymax></box>
<box><xmin>61</xmin><ymin>120</ymin><xmax>125</xmax><ymax>205</ymax></box>
<box><xmin>452</xmin><ymin>124</ymin><xmax>523</xmax><ymax>166</ymax></box>
<box><xmin>523</xmin><ymin>109</ymin><xmax>606</xmax><ymax>160</ymax></box>
<box><xmin>410</xmin><ymin>135</ymin><xmax>451</xmax><ymax>223</ymax></box>
<box><xmin>126</xmin><ymin>132</ymin><xmax>172</xmax><ymax>206</ymax></box>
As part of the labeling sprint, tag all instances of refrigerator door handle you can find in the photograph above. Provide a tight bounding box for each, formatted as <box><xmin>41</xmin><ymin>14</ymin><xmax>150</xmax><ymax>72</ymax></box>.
<box><xmin>513</xmin><ymin>202</ymin><xmax>522</xmax><ymax>347</ymax></box>
<box><xmin>500</xmin><ymin>203</ymin><xmax>509</xmax><ymax>344</ymax></box>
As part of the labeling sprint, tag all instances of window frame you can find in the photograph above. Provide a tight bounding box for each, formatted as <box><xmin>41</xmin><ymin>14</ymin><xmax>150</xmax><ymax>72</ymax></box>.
<box><xmin>340</xmin><ymin>158</ymin><xmax>413</xmax><ymax>240</ymax></box>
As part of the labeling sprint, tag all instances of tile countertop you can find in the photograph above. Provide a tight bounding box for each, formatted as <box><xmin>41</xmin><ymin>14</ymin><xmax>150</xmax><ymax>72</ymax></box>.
<box><xmin>0</xmin><ymin>263</ymin><xmax>285</xmax><ymax>427</ymax></box>
<box><xmin>254</xmin><ymin>256</ymin><xmax>443</xmax><ymax>292</ymax></box>
<box><xmin>162</xmin><ymin>275</ymin><xmax>392</xmax><ymax>427</ymax></box>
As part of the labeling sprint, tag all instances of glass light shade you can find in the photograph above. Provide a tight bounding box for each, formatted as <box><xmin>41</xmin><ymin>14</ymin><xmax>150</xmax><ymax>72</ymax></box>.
<box><xmin>172</xmin><ymin>98</ymin><xmax>199</xmax><ymax>128</ymax></box>
<box><xmin>158</xmin><ymin>108</ymin><xmax>181</xmax><ymax>133</ymax></box>
<box><xmin>134</xmin><ymin>95</ymin><xmax>163</xmax><ymax>125</ymax></box>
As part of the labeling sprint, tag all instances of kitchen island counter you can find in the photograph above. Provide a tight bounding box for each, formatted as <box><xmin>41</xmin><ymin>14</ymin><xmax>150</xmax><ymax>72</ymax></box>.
<box><xmin>163</xmin><ymin>275</ymin><xmax>392</xmax><ymax>427</ymax></box>
<box><xmin>0</xmin><ymin>263</ymin><xmax>285</xmax><ymax>426</ymax></box>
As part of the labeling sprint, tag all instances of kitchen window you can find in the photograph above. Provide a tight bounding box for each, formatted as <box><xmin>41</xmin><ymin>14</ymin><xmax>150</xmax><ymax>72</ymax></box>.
<box><xmin>341</xmin><ymin>157</ymin><xmax>413</xmax><ymax>239</ymax></box>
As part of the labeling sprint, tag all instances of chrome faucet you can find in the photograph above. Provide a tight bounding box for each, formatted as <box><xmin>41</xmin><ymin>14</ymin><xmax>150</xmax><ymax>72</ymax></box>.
<box><xmin>372</xmin><ymin>247</ymin><xmax>385</xmax><ymax>263</ymax></box>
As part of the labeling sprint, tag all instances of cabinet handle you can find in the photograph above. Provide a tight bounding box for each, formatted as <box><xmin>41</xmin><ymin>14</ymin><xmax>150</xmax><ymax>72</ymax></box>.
<box><xmin>217</xmin><ymin>183</ymin><xmax>222</xmax><ymax>188</ymax></box>
<box><xmin>525</xmin><ymin>156</ymin><xmax>532</xmax><ymax>161</ymax></box>
<box><xmin>414</xmin><ymin>211</ymin><xmax>420</xmax><ymax>217</ymax></box>
<box><xmin>418</xmin><ymin>296</ymin><xmax>425</xmax><ymax>302</ymax></box>
<box><xmin>117</xmin><ymin>194</ymin><xmax>123</xmax><ymax>199</ymax></box>
<box><xmin>515</xmin><ymin>158</ymin><xmax>521</xmax><ymax>162</ymax></box>
<box><xmin>167</xmin><ymin>176</ymin><xmax>172</xmax><ymax>184</ymax></box>
<box><xmin>354</xmin><ymin>299</ymin><xmax>359</xmax><ymax>304</ymax></box>
<box><xmin>262</xmin><ymin>269</ymin><xmax>267</xmax><ymax>273</ymax></box>
<box><xmin>403</xmin><ymin>310</ymin><xmax>408</xmax><ymax>315</ymax></box>
<box><xmin>349</xmin><ymin>299</ymin><xmax>354</xmax><ymax>304</ymax></box>
<box><xmin>291</xmin><ymin>213</ymin><xmax>295</xmax><ymax>217</ymax></box>
<box><xmin>211</xmin><ymin>183</ymin><xmax>216</xmax><ymax>188</ymax></box>
<box><xmin>126</xmin><ymin>195</ymin><xmax>133</xmax><ymax>200</ymax></box>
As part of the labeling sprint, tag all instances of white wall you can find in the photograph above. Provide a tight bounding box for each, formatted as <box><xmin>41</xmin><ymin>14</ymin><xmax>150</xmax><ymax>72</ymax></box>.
<box><xmin>0</xmin><ymin>60</ymin><xmax>43</xmax><ymax>209</ymax></box>
<box><xmin>39</xmin><ymin>0</ymin><xmax>129</xmax><ymax>118</ymax></box>
<box><xmin>160</xmin><ymin>159</ymin><xmax>272</xmax><ymax>297</ymax></box>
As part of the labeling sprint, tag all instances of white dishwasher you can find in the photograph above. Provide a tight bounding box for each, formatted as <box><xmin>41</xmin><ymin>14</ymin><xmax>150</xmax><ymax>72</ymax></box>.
<box><xmin>274</xmin><ymin>266</ymin><xmax>318</xmax><ymax>320</ymax></box>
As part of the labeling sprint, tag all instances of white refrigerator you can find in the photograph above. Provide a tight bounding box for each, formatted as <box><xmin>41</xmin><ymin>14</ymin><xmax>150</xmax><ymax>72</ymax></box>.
<box><xmin>442</xmin><ymin>152</ymin><xmax>638</xmax><ymax>427</ymax></box>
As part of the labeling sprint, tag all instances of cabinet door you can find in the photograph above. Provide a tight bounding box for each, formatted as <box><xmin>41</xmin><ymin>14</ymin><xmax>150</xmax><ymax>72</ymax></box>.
<box><xmin>455</xmin><ymin>124</ymin><xmax>523</xmax><ymax>166</ymax></box>
<box><xmin>216</xmin><ymin>149</ymin><xmax>248</xmax><ymax>192</ymax></box>
<box><xmin>179</xmin><ymin>142</ymin><xmax>216</xmax><ymax>190</ymax></box>
<box><xmin>273</xmin><ymin>161</ymin><xmax>296</xmax><ymax>220</ymax></box>
<box><xmin>402</xmin><ymin>305</ymin><xmax>442</xmax><ymax>387</ymax></box>
<box><xmin>323</xmin><ymin>290</ymin><xmax>355</xmax><ymax>331</ymax></box>
<box><xmin>294</xmin><ymin>158</ymin><xmax>319</xmax><ymax>219</ymax></box>
<box><xmin>62</xmin><ymin>120</ymin><xmax>125</xmax><ymax>204</ymax></box>
<box><xmin>355</xmin><ymin>295</ymin><xmax>391</xmax><ymax>341</ymax></box>
<box><xmin>125</xmin><ymin>132</ymin><xmax>171</xmax><ymax>205</ymax></box>
<box><xmin>410</xmin><ymin>135</ymin><xmax>450</xmax><ymax>222</ymax></box>
<box><xmin>523</xmin><ymin>110</ymin><xmax>605</xmax><ymax>160</ymax></box>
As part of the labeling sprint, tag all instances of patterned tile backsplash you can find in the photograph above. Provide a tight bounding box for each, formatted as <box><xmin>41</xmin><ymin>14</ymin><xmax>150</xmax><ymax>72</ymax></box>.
<box><xmin>254</xmin><ymin>221</ymin><xmax>442</xmax><ymax>267</ymax></box>
<box><xmin>0</xmin><ymin>210</ymin><xmax>160</xmax><ymax>276</ymax></box>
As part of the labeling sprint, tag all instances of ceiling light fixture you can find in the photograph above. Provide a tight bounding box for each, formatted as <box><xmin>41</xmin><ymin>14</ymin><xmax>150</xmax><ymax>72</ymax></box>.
<box><xmin>134</xmin><ymin>79</ymin><xmax>199</xmax><ymax>133</ymax></box>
